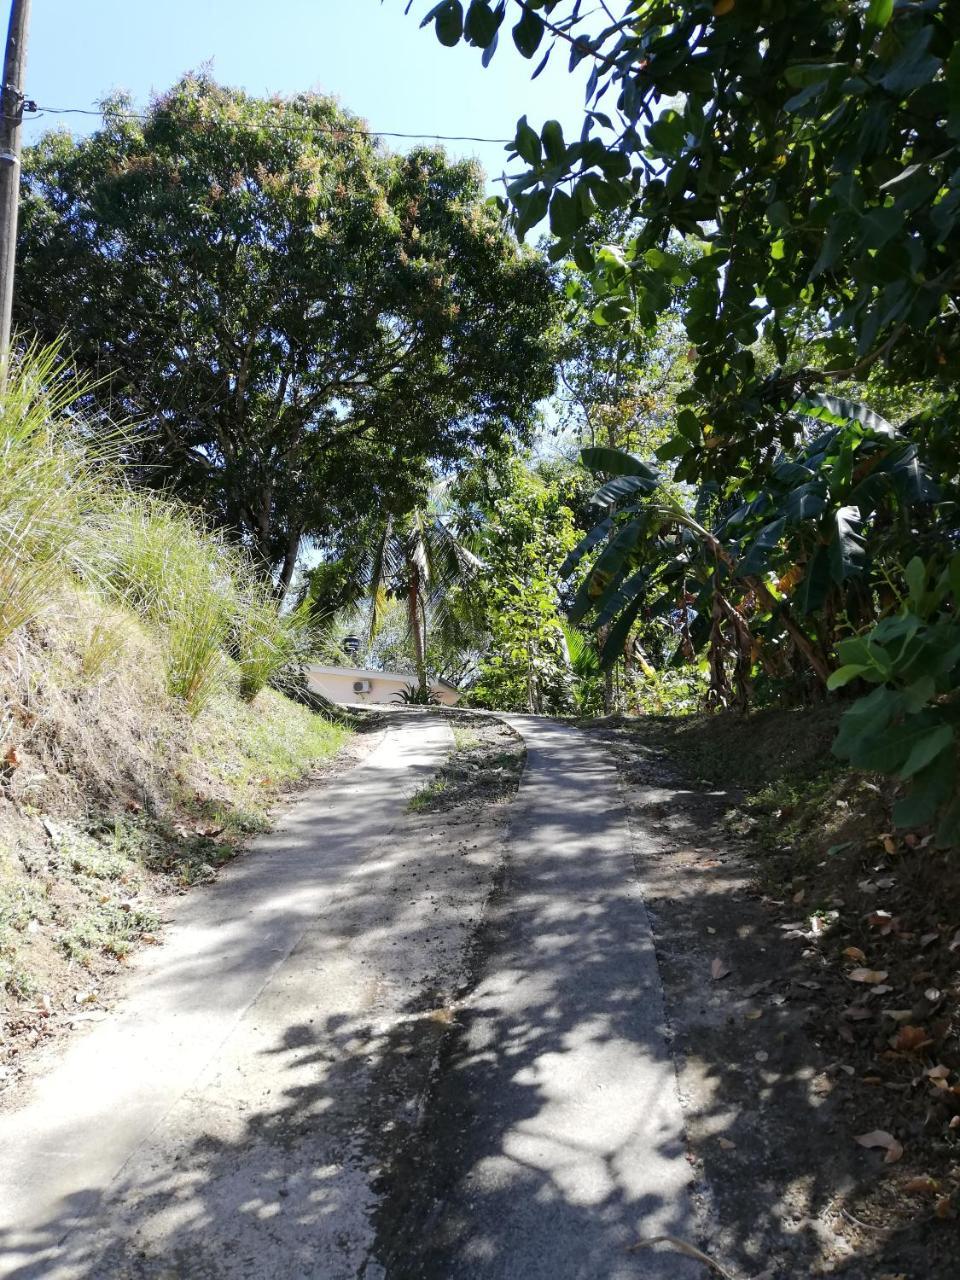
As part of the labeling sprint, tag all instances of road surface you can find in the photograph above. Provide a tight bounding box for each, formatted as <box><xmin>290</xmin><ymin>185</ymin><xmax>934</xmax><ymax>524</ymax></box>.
<box><xmin>0</xmin><ymin>714</ymin><xmax>695</xmax><ymax>1279</ymax></box>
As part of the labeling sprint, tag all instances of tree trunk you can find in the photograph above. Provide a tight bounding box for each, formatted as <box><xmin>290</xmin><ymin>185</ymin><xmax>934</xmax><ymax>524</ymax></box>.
<box><xmin>275</xmin><ymin>526</ymin><xmax>301</xmax><ymax>601</ymax></box>
<box><xmin>407</xmin><ymin>567</ymin><xmax>427</xmax><ymax>689</ymax></box>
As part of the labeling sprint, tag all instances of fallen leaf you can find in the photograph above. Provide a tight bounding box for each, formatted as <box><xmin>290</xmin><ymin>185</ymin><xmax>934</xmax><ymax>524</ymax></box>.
<box><xmin>855</xmin><ymin>1130</ymin><xmax>903</xmax><ymax>1164</ymax></box>
<box><xmin>934</xmin><ymin>1195</ymin><xmax>954</xmax><ymax>1220</ymax></box>
<box><xmin>949</xmin><ymin>930</ymin><xmax>960</xmax><ymax>953</ymax></box>
<box><xmin>717</xmin><ymin>1136</ymin><xmax>736</xmax><ymax>1150</ymax></box>
<box><xmin>881</xmin><ymin>835</ymin><xmax>897</xmax><ymax>855</ymax></box>
<box><xmin>920</xmin><ymin>931</ymin><xmax>940</xmax><ymax>948</ymax></box>
<box><xmin>711</xmin><ymin>958</ymin><xmax>731</xmax><ymax>981</ymax></box>
<box><xmin>849</xmin><ymin>968</ymin><xmax>889</xmax><ymax>985</ymax></box>
<box><xmin>3</xmin><ymin>745</ymin><xmax>21</xmax><ymax>768</ymax></box>
<box><xmin>792</xmin><ymin>889</ymin><xmax>806</xmax><ymax>905</ymax></box>
<box><xmin>924</xmin><ymin>988</ymin><xmax>943</xmax><ymax>1004</ymax></box>
<box><xmin>843</xmin><ymin>1005</ymin><xmax>874</xmax><ymax>1021</ymax></box>
<box><xmin>903</xmin><ymin>1176</ymin><xmax>938</xmax><ymax>1196</ymax></box>
<box><xmin>926</xmin><ymin>1065</ymin><xmax>950</xmax><ymax>1080</ymax></box>
<box><xmin>866</xmin><ymin>910</ymin><xmax>896</xmax><ymax>933</ymax></box>
<box><xmin>843</xmin><ymin>946</ymin><xmax>867</xmax><ymax>963</ymax></box>
<box><xmin>889</xmin><ymin>1025</ymin><xmax>932</xmax><ymax>1053</ymax></box>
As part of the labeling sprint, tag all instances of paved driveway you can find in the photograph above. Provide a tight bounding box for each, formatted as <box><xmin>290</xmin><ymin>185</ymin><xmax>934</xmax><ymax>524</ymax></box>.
<box><xmin>0</xmin><ymin>715</ymin><xmax>694</xmax><ymax>1279</ymax></box>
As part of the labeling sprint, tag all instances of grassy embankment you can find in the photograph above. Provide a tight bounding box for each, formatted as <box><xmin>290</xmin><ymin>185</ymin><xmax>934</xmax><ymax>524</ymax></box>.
<box><xmin>0</xmin><ymin>347</ymin><xmax>350</xmax><ymax>1062</ymax></box>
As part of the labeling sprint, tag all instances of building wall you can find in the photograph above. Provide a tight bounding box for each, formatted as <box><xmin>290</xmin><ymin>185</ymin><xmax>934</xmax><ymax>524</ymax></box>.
<box><xmin>306</xmin><ymin>667</ymin><xmax>460</xmax><ymax>707</ymax></box>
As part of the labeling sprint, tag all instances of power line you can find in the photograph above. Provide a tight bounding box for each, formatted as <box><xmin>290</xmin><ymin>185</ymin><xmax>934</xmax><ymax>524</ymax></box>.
<box><xmin>24</xmin><ymin>102</ymin><xmax>514</xmax><ymax>146</ymax></box>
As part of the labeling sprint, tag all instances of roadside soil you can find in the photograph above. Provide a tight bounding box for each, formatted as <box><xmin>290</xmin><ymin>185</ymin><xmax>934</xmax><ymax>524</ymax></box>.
<box><xmin>0</xmin><ymin>718</ymin><xmax>384</xmax><ymax>1105</ymax></box>
<box><xmin>406</xmin><ymin>711</ymin><xmax>526</xmax><ymax>814</ymax></box>
<box><xmin>587</xmin><ymin>712</ymin><xmax>958</xmax><ymax>1279</ymax></box>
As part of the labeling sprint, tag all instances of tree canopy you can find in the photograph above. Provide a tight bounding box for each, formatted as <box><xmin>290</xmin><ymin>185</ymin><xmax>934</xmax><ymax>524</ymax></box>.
<box><xmin>413</xmin><ymin>0</ymin><xmax>960</xmax><ymax>478</ymax></box>
<box><xmin>16</xmin><ymin>74</ymin><xmax>560</xmax><ymax>589</ymax></box>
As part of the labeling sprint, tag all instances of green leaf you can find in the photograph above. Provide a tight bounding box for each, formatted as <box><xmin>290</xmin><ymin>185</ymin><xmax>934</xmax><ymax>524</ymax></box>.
<box><xmin>783</xmin><ymin>480</ymin><xmax>828</xmax><ymax>523</ymax></box>
<box><xmin>793</xmin><ymin>393</ymin><xmax>895</xmax><ymax>437</ymax></box>
<box><xmin>893</xmin><ymin>750</ymin><xmax>955</xmax><ymax>828</ymax></box>
<box><xmin>590</xmin><ymin>473</ymin><xmax>657</xmax><ymax>506</ymax></box>
<box><xmin>548</xmin><ymin>188</ymin><xmax>581</xmax><ymax>237</ymax></box>
<box><xmin>783</xmin><ymin>61</ymin><xmax>847</xmax><ymax>88</ymax></box>
<box><xmin>850</xmin><ymin>713</ymin><xmax>942</xmax><ymax>773</ymax></box>
<box><xmin>599</xmin><ymin>591</ymin><xmax>646</xmax><ymax>670</ymax></box>
<box><xmin>595</xmin><ymin>566</ymin><xmax>650</xmax><ymax>629</ymax></box>
<box><xmin>899</xmin><ymin>724</ymin><xmax>954</xmax><ymax>780</ymax></box>
<box><xmin>826</xmin><ymin>663</ymin><xmax>870</xmax><ymax>690</ymax></box>
<box><xmin>541</xmin><ymin>119</ymin><xmax>566</xmax><ymax>164</ymax></box>
<box><xmin>558</xmin><ymin>517</ymin><xmax>613</xmax><ymax>580</ymax></box>
<box><xmin>905</xmin><ymin>556</ymin><xmax>926</xmax><ymax>604</ymax></box>
<box><xmin>512</xmin><ymin>6</ymin><xmax>544</xmax><ymax>58</ymax></box>
<box><xmin>735</xmin><ymin>517</ymin><xmax>786</xmax><ymax>577</ymax></box>
<box><xmin>865</xmin><ymin>0</ymin><xmax>893</xmax><ymax>31</ymax></box>
<box><xmin>795</xmin><ymin>544</ymin><xmax>831</xmax><ymax>615</ymax></box>
<box><xmin>514</xmin><ymin>115</ymin><xmax>542</xmax><ymax>165</ymax></box>
<box><xmin>830</xmin><ymin>506</ymin><xmax>867</xmax><ymax>582</ymax></box>
<box><xmin>426</xmin><ymin>0</ymin><xmax>464</xmax><ymax>46</ymax></box>
<box><xmin>833</xmin><ymin>686</ymin><xmax>902</xmax><ymax>761</ymax></box>
<box><xmin>581</xmin><ymin>446</ymin><xmax>658</xmax><ymax>482</ymax></box>
<box><xmin>675</xmin><ymin>409</ymin><xmax>701</xmax><ymax>444</ymax></box>
<box><xmin>464</xmin><ymin>0</ymin><xmax>501</xmax><ymax>47</ymax></box>
<box><xmin>880</xmin><ymin>28</ymin><xmax>940</xmax><ymax>98</ymax></box>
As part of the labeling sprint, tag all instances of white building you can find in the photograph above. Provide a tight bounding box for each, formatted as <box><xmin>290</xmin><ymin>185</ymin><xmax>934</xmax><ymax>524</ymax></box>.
<box><xmin>306</xmin><ymin>665</ymin><xmax>461</xmax><ymax>707</ymax></box>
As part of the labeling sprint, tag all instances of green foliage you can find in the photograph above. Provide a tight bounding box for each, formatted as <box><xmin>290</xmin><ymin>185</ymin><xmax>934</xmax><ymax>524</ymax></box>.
<box><xmin>305</xmin><ymin>499</ymin><xmax>484</xmax><ymax>688</ymax></box>
<box><xmin>829</xmin><ymin>555</ymin><xmax>960</xmax><ymax>845</ymax></box>
<box><xmin>18</xmin><ymin>74</ymin><xmax>559</xmax><ymax>588</ymax></box>
<box><xmin>0</xmin><ymin>345</ymin><xmax>316</xmax><ymax>715</ymax></box>
<box><xmin>459</xmin><ymin>458</ymin><xmax>583</xmax><ymax>713</ymax></box>
<box><xmin>411</xmin><ymin>0</ymin><xmax>960</xmax><ymax>482</ymax></box>
<box><xmin>0</xmin><ymin>342</ymin><xmax>115</xmax><ymax>648</ymax></box>
<box><xmin>392</xmin><ymin>682</ymin><xmax>441</xmax><ymax>706</ymax></box>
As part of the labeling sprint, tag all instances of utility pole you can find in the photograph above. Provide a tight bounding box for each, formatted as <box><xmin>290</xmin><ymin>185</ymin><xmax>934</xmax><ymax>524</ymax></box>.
<box><xmin>0</xmin><ymin>0</ymin><xmax>30</xmax><ymax>386</ymax></box>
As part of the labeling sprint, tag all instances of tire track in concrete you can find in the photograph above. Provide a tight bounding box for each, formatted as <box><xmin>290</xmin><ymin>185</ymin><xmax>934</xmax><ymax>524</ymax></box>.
<box><xmin>371</xmin><ymin>715</ymin><xmax>697</xmax><ymax>1279</ymax></box>
<box><xmin>0</xmin><ymin>715</ymin><xmax>456</xmax><ymax>1279</ymax></box>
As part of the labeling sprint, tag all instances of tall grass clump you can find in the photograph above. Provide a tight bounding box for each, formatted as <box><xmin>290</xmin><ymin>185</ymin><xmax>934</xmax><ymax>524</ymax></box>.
<box><xmin>233</xmin><ymin>589</ymin><xmax>316</xmax><ymax>702</ymax></box>
<box><xmin>0</xmin><ymin>341</ymin><xmax>321</xmax><ymax>716</ymax></box>
<box><xmin>0</xmin><ymin>342</ymin><xmax>112</xmax><ymax>647</ymax></box>
<box><xmin>80</xmin><ymin>494</ymin><xmax>240</xmax><ymax>715</ymax></box>
<box><xmin>81</xmin><ymin>496</ymin><xmax>317</xmax><ymax>712</ymax></box>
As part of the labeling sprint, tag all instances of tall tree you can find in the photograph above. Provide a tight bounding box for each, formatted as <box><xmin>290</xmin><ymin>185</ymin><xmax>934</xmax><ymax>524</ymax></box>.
<box><xmin>410</xmin><ymin>0</ymin><xmax>960</xmax><ymax>479</ymax></box>
<box><xmin>16</xmin><ymin>74</ymin><xmax>559</xmax><ymax>591</ymax></box>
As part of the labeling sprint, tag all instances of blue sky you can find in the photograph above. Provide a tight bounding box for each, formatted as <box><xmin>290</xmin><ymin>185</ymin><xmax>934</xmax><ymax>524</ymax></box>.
<box><xmin>23</xmin><ymin>1</ymin><xmax>590</xmax><ymax>187</ymax></box>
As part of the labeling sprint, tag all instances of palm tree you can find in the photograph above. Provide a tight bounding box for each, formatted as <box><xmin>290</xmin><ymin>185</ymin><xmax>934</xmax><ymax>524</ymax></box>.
<box><xmin>307</xmin><ymin>500</ymin><xmax>483</xmax><ymax>692</ymax></box>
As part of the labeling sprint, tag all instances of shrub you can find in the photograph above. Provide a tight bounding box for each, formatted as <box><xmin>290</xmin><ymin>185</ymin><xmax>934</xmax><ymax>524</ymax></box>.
<box><xmin>80</xmin><ymin>494</ymin><xmax>237</xmax><ymax>715</ymax></box>
<box><xmin>233</xmin><ymin>592</ymin><xmax>316</xmax><ymax>701</ymax></box>
<box><xmin>0</xmin><ymin>342</ymin><xmax>112</xmax><ymax>647</ymax></box>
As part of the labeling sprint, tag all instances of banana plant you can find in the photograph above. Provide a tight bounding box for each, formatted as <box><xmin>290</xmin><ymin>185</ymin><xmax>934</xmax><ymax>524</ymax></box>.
<box><xmin>725</xmin><ymin>394</ymin><xmax>937</xmax><ymax>622</ymax></box>
<box><xmin>560</xmin><ymin>448</ymin><xmax>762</xmax><ymax>708</ymax></box>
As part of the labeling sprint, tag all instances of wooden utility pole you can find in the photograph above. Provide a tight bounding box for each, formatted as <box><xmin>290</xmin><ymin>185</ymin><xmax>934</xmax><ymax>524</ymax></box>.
<box><xmin>0</xmin><ymin>0</ymin><xmax>30</xmax><ymax>385</ymax></box>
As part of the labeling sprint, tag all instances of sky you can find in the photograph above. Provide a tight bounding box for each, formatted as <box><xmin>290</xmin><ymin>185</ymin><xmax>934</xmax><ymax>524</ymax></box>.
<box><xmin>22</xmin><ymin>0</ymin><xmax>591</xmax><ymax>189</ymax></box>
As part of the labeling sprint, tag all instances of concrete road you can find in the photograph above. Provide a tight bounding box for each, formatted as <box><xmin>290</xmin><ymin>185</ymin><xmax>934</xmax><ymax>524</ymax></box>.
<box><xmin>0</xmin><ymin>714</ymin><xmax>695</xmax><ymax>1279</ymax></box>
<box><xmin>373</xmin><ymin>716</ymin><xmax>696</xmax><ymax>1279</ymax></box>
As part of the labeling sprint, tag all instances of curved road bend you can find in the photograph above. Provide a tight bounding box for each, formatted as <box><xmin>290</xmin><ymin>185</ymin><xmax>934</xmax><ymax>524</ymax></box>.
<box><xmin>0</xmin><ymin>714</ymin><xmax>695</xmax><ymax>1279</ymax></box>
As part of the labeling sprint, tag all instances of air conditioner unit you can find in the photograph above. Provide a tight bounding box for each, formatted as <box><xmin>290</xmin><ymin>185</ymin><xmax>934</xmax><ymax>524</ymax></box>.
<box><xmin>353</xmin><ymin>679</ymin><xmax>372</xmax><ymax>694</ymax></box>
